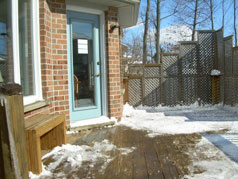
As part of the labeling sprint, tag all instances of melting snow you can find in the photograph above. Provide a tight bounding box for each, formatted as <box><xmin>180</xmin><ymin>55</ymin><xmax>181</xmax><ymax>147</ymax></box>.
<box><xmin>120</xmin><ymin>103</ymin><xmax>238</xmax><ymax>136</ymax></box>
<box><xmin>29</xmin><ymin>139</ymin><xmax>135</xmax><ymax>178</ymax></box>
<box><xmin>211</xmin><ymin>69</ymin><xmax>221</xmax><ymax>76</ymax></box>
<box><xmin>184</xmin><ymin>137</ymin><xmax>238</xmax><ymax>179</ymax></box>
<box><xmin>120</xmin><ymin>103</ymin><xmax>238</xmax><ymax>178</ymax></box>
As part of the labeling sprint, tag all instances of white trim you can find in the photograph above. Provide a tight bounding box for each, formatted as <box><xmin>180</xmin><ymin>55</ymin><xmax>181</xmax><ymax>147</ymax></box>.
<box><xmin>66</xmin><ymin>0</ymin><xmax>108</xmax><ymax>12</ymax></box>
<box><xmin>66</xmin><ymin>5</ymin><xmax>104</xmax><ymax>15</ymax></box>
<box><xmin>99</xmin><ymin>12</ymin><xmax>108</xmax><ymax>117</ymax></box>
<box><xmin>12</xmin><ymin>0</ymin><xmax>20</xmax><ymax>84</ymax></box>
<box><xmin>23</xmin><ymin>0</ymin><xmax>42</xmax><ymax>105</ymax></box>
<box><xmin>32</xmin><ymin>0</ymin><xmax>43</xmax><ymax>101</ymax></box>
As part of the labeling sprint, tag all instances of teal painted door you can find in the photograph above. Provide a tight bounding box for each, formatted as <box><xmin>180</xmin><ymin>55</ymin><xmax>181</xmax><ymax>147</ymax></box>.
<box><xmin>67</xmin><ymin>11</ymin><xmax>102</xmax><ymax>122</ymax></box>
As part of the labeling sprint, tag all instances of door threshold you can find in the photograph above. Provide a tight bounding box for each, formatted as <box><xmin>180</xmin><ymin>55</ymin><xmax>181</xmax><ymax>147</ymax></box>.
<box><xmin>69</xmin><ymin>116</ymin><xmax>116</xmax><ymax>132</ymax></box>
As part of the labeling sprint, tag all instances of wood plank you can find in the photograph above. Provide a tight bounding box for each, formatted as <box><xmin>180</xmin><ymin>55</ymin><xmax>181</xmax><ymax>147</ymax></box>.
<box><xmin>27</xmin><ymin>130</ymin><xmax>42</xmax><ymax>174</ymax></box>
<box><xmin>142</xmin><ymin>137</ymin><xmax>165</xmax><ymax>179</ymax></box>
<box><xmin>153</xmin><ymin>137</ymin><xmax>179</xmax><ymax>179</ymax></box>
<box><xmin>9</xmin><ymin>95</ymin><xmax>29</xmax><ymax>179</ymax></box>
<box><xmin>34</xmin><ymin>115</ymin><xmax>65</xmax><ymax>137</ymax></box>
<box><xmin>41</xmin><ymin>120</ymin><xmax>66</xmax><ymax>150</ymax></box>
<box><xmin>132</xmin><ymin>130</ymin><xmax>149</xmax><ymax>179</ymax></box>
<box><xmin>25</xmin><ymin>114</ymin><xmax>66</xmax><ymax>173</ymax></box>
<box><xmin>117</xmin><ymin>127</ymin><xmax>135</xmax><ymax>179</ymax></box>
<box><xmin>0</xmin><ymin>125</ymin><xmax>4</xmax><ymax>179</ymax></box>
<box><xmin>96</xmin><ymin>127</ymin><xmax>121</xmax><ymax>179</ymax></box>
<box><xmin>0</xmin><ymin>98</ymin><xmax>16</xmax><ymax>179</ymax></box>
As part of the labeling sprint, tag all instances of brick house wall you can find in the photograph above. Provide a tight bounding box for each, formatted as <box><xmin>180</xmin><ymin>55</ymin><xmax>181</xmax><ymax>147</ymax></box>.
<box><xmin>105</xmin><ymin>7</ymin><xmax>123</xmax><ymax>121</ymax></box>
<box><xmin>24</xmin><ymin>0</ymin><xmax>70</xmax><ymax>124</ymax></box>
<box><xmin>24</xmin><ymin>1</ymin><xmax>123</xmax><ymax>125</ymax></box>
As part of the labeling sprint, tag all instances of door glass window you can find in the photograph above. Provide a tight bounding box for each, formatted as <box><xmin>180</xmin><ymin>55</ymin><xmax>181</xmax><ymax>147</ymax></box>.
<box><xmin>72</xmin><ymin>21</ymin><xmax>95</xmax><ymax>108</ymax></box>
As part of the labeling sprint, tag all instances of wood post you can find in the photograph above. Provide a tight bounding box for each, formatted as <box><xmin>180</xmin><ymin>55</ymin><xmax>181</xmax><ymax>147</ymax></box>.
<box><xmin>0</xmin><ymin>83</ymin><xmax>29</xmax><ymax>179</ymax></box>
<box><xmin>211</xmin><ymin>76</ymin><xmax>220</xmax><ymax>104</ymax></box>
<box><xmin>123</xmin><ymin>77</ymin><xmax>129</xmax><ymax>104</ymax></box>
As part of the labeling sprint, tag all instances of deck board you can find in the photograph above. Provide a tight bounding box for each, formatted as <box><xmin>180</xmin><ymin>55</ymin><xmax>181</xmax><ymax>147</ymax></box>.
<box><xmin>47</xmin><ymin>126</ymin><xmax>201</xmax><ymax>178</ymax></box>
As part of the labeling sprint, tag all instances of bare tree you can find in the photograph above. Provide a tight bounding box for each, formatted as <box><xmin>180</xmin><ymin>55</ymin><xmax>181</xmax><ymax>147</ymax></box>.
<box><xmin>143</xmin><ymin>0</ymin><xmax>150</xmax><ymax>64</ymax></box>
<box><xmin>172</xmin><ymin>0</ymin><xmax>209</xmax><ymax>41</ymax></box>
<box><xmin>234</xmin><ymin>0</ymin><xmax>237</xmax><ymax>46</ymax></box>
<box><xmin>192</xmin><ymin>0</ymin><xmax>199</xmax><ymax>41</ymax></box>
<box><xmin>124</xmin><ymin>33</ymin><xmax>143</xmax><ymax>63</ymax></box>
<box><xmin>155</xmin><ymin>0</ymin><xmax>161</xmax><ymax>63</ymax></box>
<box><xmin>203</xmin><ymin>0</ymin><xmax>220</xmax><ymax>30</ymax></box>
<box><xmin>149</xmin><ymin>0</ymin><xmax>178</xmax><ymax>63</ymax></box>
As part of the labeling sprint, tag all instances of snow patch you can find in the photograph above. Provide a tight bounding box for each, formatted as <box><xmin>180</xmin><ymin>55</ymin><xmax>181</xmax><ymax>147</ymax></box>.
<box><xmin>120</xmin><ymin>103</ymin><xmax>238</xmax><ymax>136</ymax></box>
<box><xmin>29</xmin><ymin>140</ymin><xmax>135</xmax><ymax>178</ymax></box>
<box><xmin>122</xmin><ymin>103</ymin><xmax>136</xmax><ymax>117</ymax></box>
<box><xmin>211</xmin><ymin>69</ymin><xmax>221</xmax><ymax>76</ymax></box>
<box><xmin>185</xmin><ymin>137</ymin><xmax>238</xmax><ymax>179</ymax></box>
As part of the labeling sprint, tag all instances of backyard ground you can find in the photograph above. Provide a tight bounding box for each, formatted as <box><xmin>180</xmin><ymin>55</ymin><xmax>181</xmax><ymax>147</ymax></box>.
<box><xmin>30</xmin><ymin>104</ymin><xmax>238</xmax><ymax>179</ymax></box>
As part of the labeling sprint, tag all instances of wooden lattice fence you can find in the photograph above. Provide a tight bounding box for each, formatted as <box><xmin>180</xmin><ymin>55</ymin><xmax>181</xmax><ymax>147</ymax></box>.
<box><xmin>125</xmin><ymin>29</ymin><xmax>238</xmax><ymax>107</ymax></box>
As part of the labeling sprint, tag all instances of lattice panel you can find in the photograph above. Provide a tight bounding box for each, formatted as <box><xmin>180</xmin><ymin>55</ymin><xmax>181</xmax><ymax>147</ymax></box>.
<box><xmin>224</xmin><ymin>38</ymin><xmax>233</xmax><ymax>75</ymax></box>
<box><xmin>162</xmin><ymin>55</ymin><xmax>179</xmax><ymax>77</ymax></box>
<box><xmin>180</xmin><ymin>43</ymin><xmax>198</xmax><ymax>75</ymax></box>
<box><xmin>199</xmin><ymin>76</ymin><xmax>212</xmax><ymax>104</ymax></box>
<box><xmin>144</xmin><ymin>66</ymin><xmax>161</xmax><ymax>78</ymax></box>
<box><xmin>216</xmin><ymin>29</ymin><xmax>224</xmax><ymax>72</ymax></box>
<box><xmin>162</xmin><ymin>77</ymin><xmax>179</xmax><ymax>106</ymax></box>
<box><xmin>144</xmin><ymin>78</ymin><xmax>160</xmax><ymax>106</ymax></box>
<box><xmin>198</xmin><ymin>32</ymin><xmax>215</xmax><ymax>75</ymax></box>
<box><xmin>128</xmin><ymin>78</ymin><xmax>142</xmax><ymax>106</ymax></box>
<box><xmin>224</xmin><ymin>77</ymin><xmax>233</xmax><ymax>105</ymax></box>
<box><xmin>128</xmin><ymin>65</ymin><xmax>143</xmax><ymax>75</ymax></box>
<box><xmin>182</xmin><ymin>76</ymin><xmax>198</xmax><ymax>105</ymax></box>
<box><xmin>233</xmin><ymin>77</ymin><xmax>238</xmax><ymax>105</ymax></box>
<box><xmin>233</xmin><ymin>49</ymin><xmax>238</xmax><ymax>75</ymax></box>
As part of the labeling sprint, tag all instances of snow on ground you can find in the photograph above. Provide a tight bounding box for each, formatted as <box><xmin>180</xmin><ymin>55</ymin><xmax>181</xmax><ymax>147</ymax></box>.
<box><xmin>203</xmin><ymin>133</ymin><xmax>238</xmax><ymax>163</ymax></box>
<box><xmin>120</xmin><ymin>103</ymin><xmax>238</xmax><ymax>137</ymax></box>
<box><xmin>184</xmin><ymin>137</ymin><xmax>238</xmax><ymax>179</ymax></box>
<box><xmin>121</xmin><ymin>103</ymin><xmax>238</xmax><ymax>178</ymax></box>
<box><xmin>29</xmin><ymin>140</ymin><xmax>135</xmax><ymax>179</ymax></box>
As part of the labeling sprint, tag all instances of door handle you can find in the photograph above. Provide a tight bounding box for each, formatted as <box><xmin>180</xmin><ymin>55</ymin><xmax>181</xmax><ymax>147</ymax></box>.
<box><xmin>96</xmin><ymin>74</ymin><xmax>100</xmax><ymax>77</ymax></box>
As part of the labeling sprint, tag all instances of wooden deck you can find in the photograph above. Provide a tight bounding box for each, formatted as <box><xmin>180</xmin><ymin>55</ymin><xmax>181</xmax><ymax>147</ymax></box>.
<box><xmin>62</xmin><ymin>126</ymin><xmax>202</xmax><ymax>179</ymax></box>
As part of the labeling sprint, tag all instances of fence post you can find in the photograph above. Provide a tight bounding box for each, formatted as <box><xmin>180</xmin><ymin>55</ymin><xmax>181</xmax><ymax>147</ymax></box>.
<box><xmin>123</xmin><ymin>77</ymin><xmax>129</xmax><ymax>104</ymax></box>
<box><xmin>211</xmin><ymin>76</ymin><xmax>220</xmax><ymax>104</ymax></box>
<box><xmin>0</xmin><ymin>83</ymin><xmax>29</xmax><ymax>179</ymax></box>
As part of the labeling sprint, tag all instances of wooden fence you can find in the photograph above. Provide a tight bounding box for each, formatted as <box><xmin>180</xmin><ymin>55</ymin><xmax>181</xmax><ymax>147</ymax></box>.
<box><xmin>124</xmin><ymin>29</ymin><xmax>237</xmax><ymax>107</ymax></box>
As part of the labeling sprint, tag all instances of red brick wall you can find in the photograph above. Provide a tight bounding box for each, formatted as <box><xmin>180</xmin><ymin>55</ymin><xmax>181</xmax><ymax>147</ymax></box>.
<box><xmin>24</xmin><ymin>4</ymin><xmax>124</xmax><ymax>124</ymax></box>
<box><xmin>24</xmin><ymin>0</ymin><xmax>69</xmax><ymax>124</ymax></box>
<box><xmin>105</xmin><ymin>7</ymin><xmax>123</xmax><ymax>120</ymax></box>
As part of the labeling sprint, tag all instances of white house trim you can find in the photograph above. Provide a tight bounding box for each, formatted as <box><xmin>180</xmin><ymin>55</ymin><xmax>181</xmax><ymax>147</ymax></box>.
<box><xmin>12</xmin><ymin>0</ymin><xmax>20</xmax><ymax>84</ymax></box>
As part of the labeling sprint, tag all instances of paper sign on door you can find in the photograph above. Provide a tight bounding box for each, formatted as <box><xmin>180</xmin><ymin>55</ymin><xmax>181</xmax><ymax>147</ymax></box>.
<box><xmin>78</xmin><ymin>39</ymin><xmax>88</xmax><ymax>54</ymax></box>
